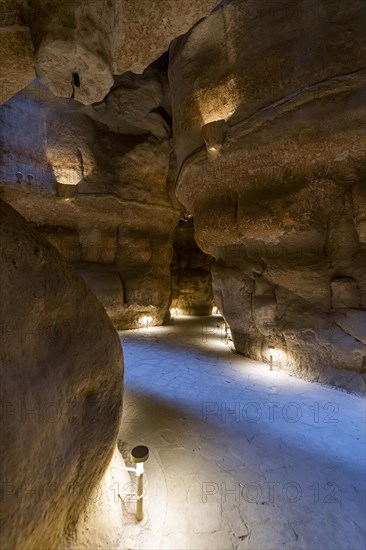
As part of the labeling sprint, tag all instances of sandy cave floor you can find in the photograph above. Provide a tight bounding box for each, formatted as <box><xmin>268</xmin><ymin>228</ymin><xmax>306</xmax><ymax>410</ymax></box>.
<box><xmin>117</xmin><ymin>315</ymin><xmax>365</xmax><ymax>550</ymax></box>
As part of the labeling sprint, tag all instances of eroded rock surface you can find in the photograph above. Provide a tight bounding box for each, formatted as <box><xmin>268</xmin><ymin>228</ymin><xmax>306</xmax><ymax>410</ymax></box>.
<box><xmin>85</xmin><ymin>56</ymin><xmax>172</xmax><ymax>139</ymax></box>
<box><xmin>0</xmin><ymin>23</ymin><xmax>35</xmax><ymax>104</ymax></box>
<box><xmin>113</xmin><ymin>0</ymin><xmax>217</xmax><ymax>75</ymax></box>
<box><xmin>0</xmin><ymin>0</ymin><xmax>216</xmax><ymax>104</ymax></box>
<box><xmin>169</xmin><ymin>0</ymin><xmax>366</xmax><ymax>391</ymax></box>
<box><xmin>0</xmin><ymin>67</ymin><xmax>180</xmax><ymax>329</ymax></box>
<box><xmin>171</xmin><ymin>219</ymin><xmax>214</xmax><ymax>315</ymax></box>
<box><xmin>0</xmin><ymin>200</ymin><xmax>123</xmax><ymax>549</ymax></box>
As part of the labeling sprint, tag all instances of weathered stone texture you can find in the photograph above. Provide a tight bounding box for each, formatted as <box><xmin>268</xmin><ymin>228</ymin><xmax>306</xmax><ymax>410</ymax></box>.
<box><xmin>169</xmin><ymin>0</ymin><xmax>366</xmax><ymax>391</ymax></box>
<box><xmin>0</xmin><ymin>200</ymin><xmax>123</xmax><ymax>549</ymax></box>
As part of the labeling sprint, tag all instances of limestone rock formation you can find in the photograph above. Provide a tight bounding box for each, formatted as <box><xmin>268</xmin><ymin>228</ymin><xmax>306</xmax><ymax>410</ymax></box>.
<box><xmin>171</xmin><ymin>219</ymin><xmax>214</xmax><ymax>315</ymax></box>
<box><xmin>169</xmin><ymin>0</ymin><xmax>366</xmax><ymax>391</ymax></box>
<box><xmin>0</xmin><ymin>199</ymin><xmax>123</xmax><ymax>549</ymax></box>
<box><xmin>0</xmin><ymin>1</ymin><xmax>35</xmax><ymax>104</ymax></box>
<box><xmin>24</xmin><ymin>0</ymin><xmax>116</xmax><ymax>104</ymax></box>
<box><xmin>113</xmin><ymin>0</ymin><xmax>218</xmax><ymax>75</ymax></box>
<box><xmin>0</xmin><ymin>68</ymin><xmax>180</xmax><ymax>329</ymax></box>
<box><xmin>0</xmin><ymin>0</ymin><xmax>216</xmax><ymax>105</ymax></box>
<box><xmin>84</xmin><ymin>56</ymin><xmax>172</xmax><ymax>139</ymax></box>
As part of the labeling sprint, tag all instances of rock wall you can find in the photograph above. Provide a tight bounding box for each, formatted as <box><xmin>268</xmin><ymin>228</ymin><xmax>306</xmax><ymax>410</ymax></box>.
<box><xmin>169</xmin><ymin>0</ymin><xmax>366</xmax><ymax>392</ymax></box>
<box><xmin>0</xmin><ymin>1</ymin><xmax>35</xmax><ymax>104</ymax></box>
<box><xmin>2</xmin><ymin>0</ymin><xmax>365</xmax><ymax>397</ymax></box>
<box><xmin>0</xmin><ymin>200</ymin><xmax>123</xmax><ymax>549</ymax></box>
<box><xmin>0</xmin><ymin>61</ymin><xmax>181</xmax><ymax>329</ymax></box>
<box><xmin>171</xmin><ymin>219</ymin><xmax>213</xmax><ymax>315</ymax></box>
<box><xmin>0</xmin><ymin>0</ymin><xmax>216</xmax><ymax>104</ymax></box>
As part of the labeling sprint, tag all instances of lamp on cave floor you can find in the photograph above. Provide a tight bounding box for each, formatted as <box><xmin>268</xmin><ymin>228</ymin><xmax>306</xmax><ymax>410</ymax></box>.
<box><xmin>171</xmin><ymin>307</ymin><xmax>178</xmax><ymax>318</ymax></box>
<box><xmin>224</xmin><ymin>322</ymin><xmax>232</xmax><ymax>344</ymax></box>
<box><xmin>141</xmin><ymin>315</ymin><xmax>153</xmax><ymax>328</ymax></box>
<box><xmin>269</xmin><ymin>345</ymin><xmax>275</xmax><ymax>371</ymax></box>
<box><xmin>202</xmin><ymin>119</ymin><xmax>227</xmax><ymax>160</ymax></box>
<box><xmin>114</xmin><ymin>445</ymin><xmax>149</xmax><ymax>522</ymax></box>
<box><xmin>131</xmin><ymin>445</ymin><xmax>149</xmax><ymax>521</ymax></box>
<box><xmin>26</xmin><ymin>174</ymin><xmax>34</xmax><ymax>186</ymax></box>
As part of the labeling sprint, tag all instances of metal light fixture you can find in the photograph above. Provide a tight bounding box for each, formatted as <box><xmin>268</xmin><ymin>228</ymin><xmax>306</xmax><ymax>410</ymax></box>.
<box><xmin>141</xmin><ymin>315</ymin><xmax>153</xmax><ymax>328</ymax></box>
<box><xmin>269</xmin><ymin>345</ymin><xmax>275</xmax><ymax>371</ymax></box>
<box><xmin>131</xmin><ymin>445</ymin><xmax>149</xmax><ymax>521</ymax></box>
<box><xmin>202</xmin><ymin>119</ymin><xmax>227</xmax><ymax>160</ymax></box>
<box><xmin>115</xmin><ymin>445</ymin><xmax>149</xmax><ymax>521</ymax></box>
<box><xmin>224</xmin><ymin>322</ymin><xmax>232</xmax><ymax>344</ymax></box>
<box><xmin>26</xmin><ymin>174</ymin><xmax>34</xmax><ymax>186</ymax></box>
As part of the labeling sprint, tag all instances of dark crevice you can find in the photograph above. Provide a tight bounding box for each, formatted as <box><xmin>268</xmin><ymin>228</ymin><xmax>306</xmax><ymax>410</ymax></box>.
<box><xmin>149</xmin><ymin>106</ymin><xmax>173</xmax><ymax>136</ymax></box>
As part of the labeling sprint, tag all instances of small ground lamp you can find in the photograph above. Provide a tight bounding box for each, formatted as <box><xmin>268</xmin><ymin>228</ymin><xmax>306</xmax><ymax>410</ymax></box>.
<box><xmin>26</xmin><ymin>174</ymin><xmax>34</xmax><ymax>185</ymax></box>
<box><xmin>141</xmin><ymin>315</ymin><xmax>153</xmax><ymax>328</ymax></box>
<box><xmin>170</xmin><ymin>307</ymin><xmax>178</xmax><ymax>318</ymax></box>
<box><xmin>201</xmin><ymin>119</ymin><xmax>227</xmax><ymax>160</ymax></box>
<box><xmin>131</xmin><ymin>445</ymin><xmax>149</xmax><ymax>521</ymax></box>
<box><xmin>269</xmin><ymin>345</ymin><xmax>275</xmax><ymax>371</ymax></box>
<box><xmin>224</xmin><ymin>322</ymin><xmax>232</xmax><ymax>344</ymax></box>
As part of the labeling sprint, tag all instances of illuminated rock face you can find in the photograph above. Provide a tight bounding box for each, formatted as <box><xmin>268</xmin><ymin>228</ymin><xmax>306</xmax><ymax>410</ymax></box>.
<box><xmin>23</xmin><ymin>0</ymin><xmax>115</xmax><ymax>104</ymax></box>
<box><xmin>171</xmin><ymin>219</ymin><xmax>214</xmax><ymax>315</ymax></box>
<box><xmin>0</xmin><ymin>5</ymin><xmax>35</xmax><ymax>104</ymax></box>
<box><xmin>169</xmin><ymin>0</ymin><xmax>366</xmax><ymax>391</ymax></box>
<box><xmin>0</xmin><ymin>0</ymin><xmax>216</xmax><ymax>105</ymax></box>
<box><xmin>1</xmin><ymin>0</ymin><xmax>365</xmax><ymax>395</ymax></box>
<box><xmin>0</xmin><ymin>200</ymin><xmax>123</xmax><ymax>549</ymax></box>
<box><xmin>0</xmin><ymin>65</ymin><xmax>180</xmax><ymax>329</ymax></box>
<box><xmin>112</xmin><ymin>0</ymin><xmax>218</xmax><ymax>76</ymax></box>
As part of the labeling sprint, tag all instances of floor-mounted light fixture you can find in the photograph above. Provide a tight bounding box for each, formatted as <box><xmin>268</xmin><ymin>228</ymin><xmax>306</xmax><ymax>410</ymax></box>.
<box><xmin>140</xmin><ymin>315</ymin><xmax>153</xmax><ymax>328</ymax></box>
<box><xmin>269</xmin><ymin>345</ymin><xmax>275</xmax><ymax>371</ymax></box>
<box><xmin>26</xmin><ymin>174</ymin><xmax>34</xmax><ymax>186</ymax></box>
<box><xmin>115</xmin><ymin>445</ymin><xmax>149</xmax><ymax>521</ymax></box>
<box><xmin>202</xmin><ymin>119</ymin><xmax>227</xmax><ymax>160</ymax></box>
<box><xmin>56</xmin><ymin>182</ymin><xmax>78</xmax><ymax>199</ymax></box>
<box><xmin>131</xmin><ymin>445</ymin><xmax>149</xmax><ymax>521</ymax></box>
<box><xmin>224</xmin><ymin>322</ymin><xmax>232</xmax><ymax>344</ymax></box>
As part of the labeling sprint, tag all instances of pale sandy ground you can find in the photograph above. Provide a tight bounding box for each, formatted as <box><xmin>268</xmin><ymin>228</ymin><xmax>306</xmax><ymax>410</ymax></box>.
<box><xmin>72</xmin><ymin>315</ymin><xmax>365</xmax><ymax>550</ymax></box>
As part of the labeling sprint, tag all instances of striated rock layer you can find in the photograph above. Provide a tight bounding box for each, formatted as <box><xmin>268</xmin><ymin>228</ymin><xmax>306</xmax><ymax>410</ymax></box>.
<box><xmin>171</xmin><ymin>219</ymin><xmax>214</xmax><ymax>315</ymax></box>
<box><xmin>0</xmin><ymin>200</ymin><xmax>124</xmax><ymax>549</ymax></box>
<box><xmin>0</xmin><ymin>66</ymin><xmax>180</xmax><ymax>329</ymax></box>
<box><xmin>0</xmin><ymin>0</ymin><xmax>216</xmax><ymax>105</ymax></box>
<box><xmin>169</xmin><ymin>0</ymin><xmax>366</xmax><ymax>392</ymax></box>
